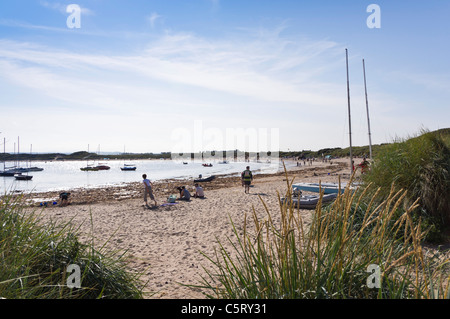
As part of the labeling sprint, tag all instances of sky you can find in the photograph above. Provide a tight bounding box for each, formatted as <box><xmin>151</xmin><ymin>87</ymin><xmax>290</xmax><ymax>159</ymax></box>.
<box><xmin>0</xmin><ymin>0</ymin><xmax>449</xmax><ymax>154</ymax></box>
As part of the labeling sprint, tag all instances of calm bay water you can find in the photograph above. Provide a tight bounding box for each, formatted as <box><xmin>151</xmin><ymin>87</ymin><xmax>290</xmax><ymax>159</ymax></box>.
<box><xmin>1</xmin><ymin>159</ymin><xmax>290</xmax><ymax>194</ymax></box>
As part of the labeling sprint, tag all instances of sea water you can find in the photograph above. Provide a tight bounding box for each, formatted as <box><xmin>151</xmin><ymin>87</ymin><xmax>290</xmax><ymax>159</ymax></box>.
<box><xmin>1</xmin><ymin>159</ymin><xmax>290</xmax><ymax>194</ymax></box>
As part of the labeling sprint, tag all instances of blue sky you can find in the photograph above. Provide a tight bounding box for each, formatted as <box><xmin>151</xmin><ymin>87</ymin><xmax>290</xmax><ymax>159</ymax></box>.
<box><xmin>0</xmin><ymin>0</ymin><xmax>449</xmax><ymax>154</ymax></box>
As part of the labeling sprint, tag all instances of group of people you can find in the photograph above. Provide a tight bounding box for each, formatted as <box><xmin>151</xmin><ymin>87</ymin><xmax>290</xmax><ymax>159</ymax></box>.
<box><xmin>176</xmin><ymin>184</ymin><xmax>205</xmax><ymax>201</ymax></box>
<box><xmin>56</xmin><ymin>167</ymin><xmax>253</xmax><ymax>209</ymax></box>
<box><xmin>142</xmin><ymin>165</ymin><xmax>254</xmax><ymax>207</ymax></box>
<box><xmin>142</xmin><ymin>174</ymin><xmax>206</xmax><ymax>207</ymax></box>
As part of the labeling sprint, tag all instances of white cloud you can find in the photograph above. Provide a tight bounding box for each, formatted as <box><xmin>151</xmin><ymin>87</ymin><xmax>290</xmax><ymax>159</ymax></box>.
<box><xmin>0</xmin><ymin>29</ymin><xmax>344</xmax><ymax>107</ymax></box>
<box><xmin>0</xmin><ymin>18</ymin><xmax>69</xmax><ymax>32</ymax></box>
<box><xmin>147</xmin><ymin>12</ymin><xmax>162</xmax><ymax>28</ymax></box>
<box><xmin>0</xmin><ymin>28</ymin><xmax>398</xmax><ymax>152</ymax></box>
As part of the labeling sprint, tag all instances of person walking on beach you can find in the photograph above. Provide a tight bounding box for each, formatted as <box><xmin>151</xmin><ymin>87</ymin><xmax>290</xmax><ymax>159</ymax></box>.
<box><xmin>142</xmin><ymin>174</ymin><xmax>158</xmax><ymax>207</ymax></box>
<box><xmin>241</xmin><ymin>166</ymin><xmax>253</xmax><ymax>194</ymax></box>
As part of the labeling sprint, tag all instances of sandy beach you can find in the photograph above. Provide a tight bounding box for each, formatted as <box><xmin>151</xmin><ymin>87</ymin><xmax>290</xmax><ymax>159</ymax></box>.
<box><xmin>22</xmin><ymin>159</ymin><xmax>352</xmax><ymax>299</ymax></box>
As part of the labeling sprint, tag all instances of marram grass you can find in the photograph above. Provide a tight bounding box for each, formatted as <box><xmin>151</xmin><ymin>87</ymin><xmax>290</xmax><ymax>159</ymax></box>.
<box><xmin>193</xmin><ymin>172</ymin><xmax>449</xmax><ymax>299</ymax></box>
<box><xmin>363</xmin><ymin>128</ymin><xmax>450</xmax><ymax>235</ymax></box>
<box><xmin>0</xmin><ymin>194</ymin><xmax>145</xmax><ymax>299</ymax></box>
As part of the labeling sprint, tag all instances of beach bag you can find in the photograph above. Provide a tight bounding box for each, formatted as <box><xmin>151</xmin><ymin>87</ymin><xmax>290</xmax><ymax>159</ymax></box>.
<box><xmin>167</xmin><ymin>194</ymin><xmax>177</xmax><ymax>203</ymax></box>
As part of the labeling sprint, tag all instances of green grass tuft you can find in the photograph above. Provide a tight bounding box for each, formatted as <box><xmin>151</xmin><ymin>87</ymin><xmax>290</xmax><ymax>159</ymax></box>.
<box><xmin>0</xmin><ymin>194</ymin><xmax>145</xmax><ymax>299</ymax></box>
<box><xmin>363</xmin><ymin>128</ymin><xmax>450</xmax><ymax>240</ymax></box>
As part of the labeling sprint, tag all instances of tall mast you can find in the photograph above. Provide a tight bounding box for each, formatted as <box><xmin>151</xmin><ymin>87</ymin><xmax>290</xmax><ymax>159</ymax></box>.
<box><xmin>346</xmin><ymin>49</ymin><xmax>353</xmax><ymax>173</ymax></box>
<box><xmin>363</xmin><ymin>59</ymin><xmax>373</xmax><ymax>160</ymax></box>
<box><xmin>18</xmin><ymin>137</ymin><xmax>20</xmax><ymax>168</ymax></box>
<box><xmin>3</xmin><ymin>138</ymin><xmax>5</xmax><ymax>171</ymax></box>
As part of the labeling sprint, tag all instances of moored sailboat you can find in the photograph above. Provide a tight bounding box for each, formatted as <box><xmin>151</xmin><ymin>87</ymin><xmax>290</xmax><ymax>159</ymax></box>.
<box><xmin>14</xmin><ymin>137</ymin><xmax>33</xmax><ymax>180</ymax></box>
<box><xmin>14</xmin><ymin>173</ymin><xmax>33</xmax><ymax>181</ymax></box>
<box><xmin>95</xmin><ymin>163</ymin><xmax>111</xmax><ymax>170</ymax></box>
<box><xmin>80</xmin><ymin>166</ymin><xmax>99</xmax><ymax>171</ymax></box>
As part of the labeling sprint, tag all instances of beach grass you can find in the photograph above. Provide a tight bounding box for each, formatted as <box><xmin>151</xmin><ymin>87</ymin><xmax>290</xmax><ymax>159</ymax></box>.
<box><xmin>0</xmin><ymin>194</ymin><xmax>145</xmax><ymax>299</ymax></box>
<box><xmin>193</xmin><ymin>170</ymin><xmax>450</xmax><ymax>299</ymax></box>
<box><xmin>363</xmin><ymin>128</ymin><xmax>450</xmax><ymax>241</ymax></box>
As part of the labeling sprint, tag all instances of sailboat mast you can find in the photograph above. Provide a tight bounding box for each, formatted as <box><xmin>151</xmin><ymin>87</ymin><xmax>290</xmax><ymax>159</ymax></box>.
<box><xmin>3</xmin><ymin>138</ymin><xmax>5</xmax><ymax>171</ymax></box>
<box><xmin>346</xmin><ymin>49</ymin><xmax>353</xmax><ymax>173</ymax></box>
<box><xmin>18</xmin><ymin>137</ymin><xmax>20</xmax><ymax>168</ymax></box>
<box><xmin>363</xmin><ymin>59</ymin><xmax>373</xmax><ymax>160</ymax></box>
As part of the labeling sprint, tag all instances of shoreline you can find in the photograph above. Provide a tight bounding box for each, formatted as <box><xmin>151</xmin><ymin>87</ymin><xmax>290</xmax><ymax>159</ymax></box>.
<box><xmin>15</xmin><ymin>159</ymin><xmax>349</xmax><ymax>207</ymax></box>
<box><xmin>2</xmin><ymin>158</ymin><xmax>297</xmax><ymax>200</ymax></box>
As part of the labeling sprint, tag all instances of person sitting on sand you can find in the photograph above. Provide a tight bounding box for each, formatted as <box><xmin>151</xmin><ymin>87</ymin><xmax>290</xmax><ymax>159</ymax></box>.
<box><xmin>193</xmin><ymin>183</ymin><xmax>205</xmax><ymax>198</ymax></box>
<box><xmin>178</xmin><ymin>186</ymin><xmax>191</xmax><ymax>201</ymax></box>
<box><xmin>59</xmin><ymin>192</ymin><xmax>71</xmax><ymax>206</ymax></box>
<box><xmin>142</xmin><ymin>174</ymin><xmax>158</xmax><ymax>207</ymax></box>
<box><xmin>241</xmin><ymin>166</ymin><xmax>253</xmax><ymax>194</ymax></box>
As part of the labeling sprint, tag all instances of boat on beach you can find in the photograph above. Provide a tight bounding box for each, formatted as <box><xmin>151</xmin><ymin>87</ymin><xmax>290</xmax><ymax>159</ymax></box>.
<box><xmin>292</xmin><ymin>180</ymin><xmax>360</xmax><ymax>194</ymax></box>
<box><xmin>282</xmin><ymin>193</ymin><xmax>338</xmax><ymax>209</ymax></box>
<box><xmin>282</xmin><ymin>183</ymin><xmax>339</xmax><ymax>209</ymax></box>
<box><xmin>194</xmin><ymin>175</ymin><xmax>216</xmax><ymax>183</ymax></box>
<box><xmin>292</xmin><ymin>182</ymin><xmax>347</xmax><ymax>194</ymax></box>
